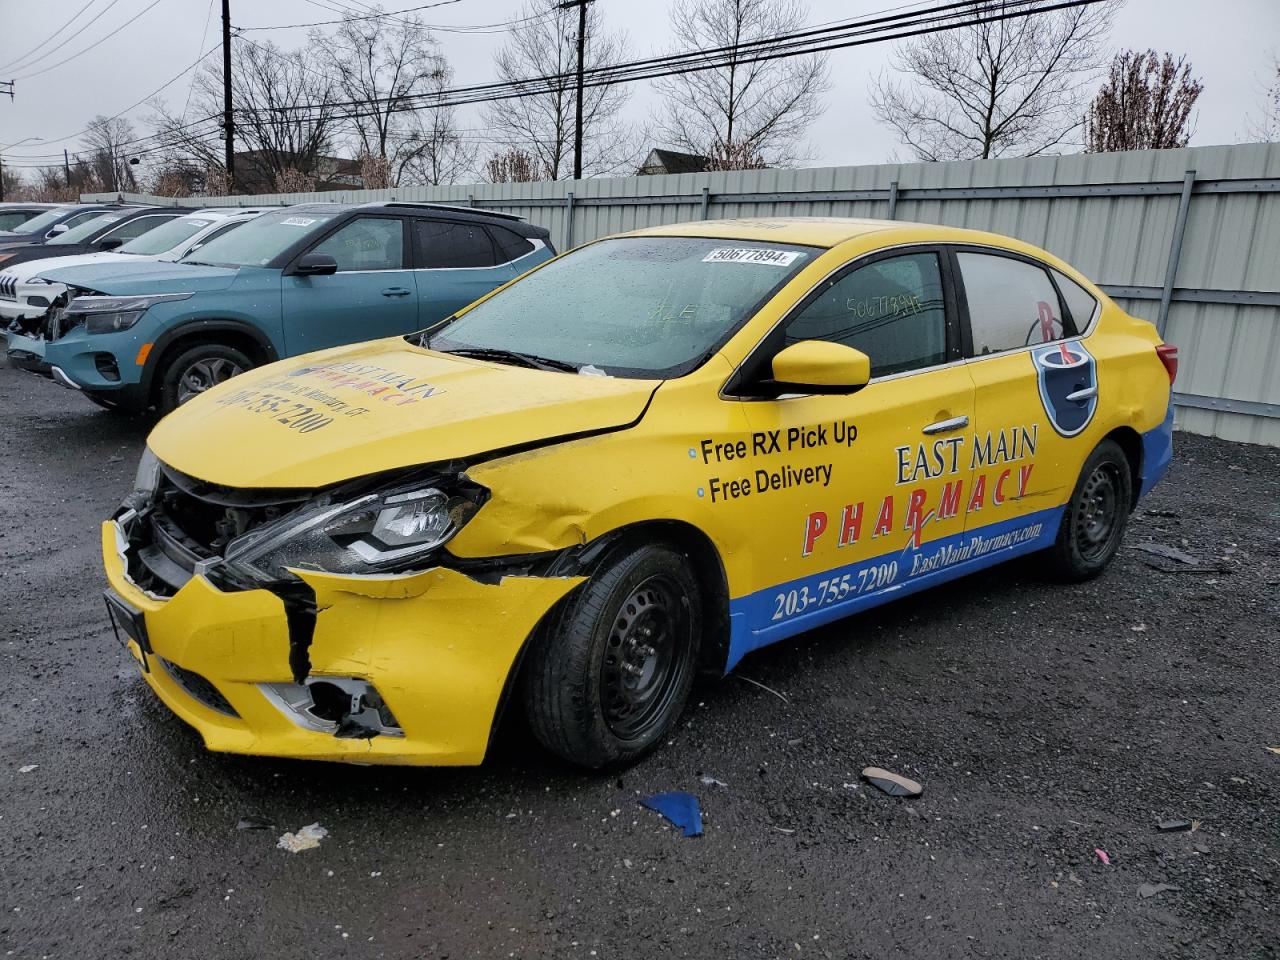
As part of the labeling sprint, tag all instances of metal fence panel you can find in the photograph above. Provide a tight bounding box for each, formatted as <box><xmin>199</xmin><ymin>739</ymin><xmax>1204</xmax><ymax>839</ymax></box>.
<box><xmin>85</xmin><ymin>142</ymin><xmax>1280</xmax><ymax>445</ymax></box>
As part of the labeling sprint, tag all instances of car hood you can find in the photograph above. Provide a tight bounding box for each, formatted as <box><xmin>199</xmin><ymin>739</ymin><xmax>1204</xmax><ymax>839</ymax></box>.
<box><xmin>147</xmin><ymin>339</ymin><xmax>659</xmax><ymax>488</ymax></box>
<box><xmin>6</xmin><ymin>251</ymin><xmax>136</xmax><ymax>282</ymax></box>
<box><xmin>36</xmin><ymin>259</ymin><xmax>241</xmax><ymax>294</ymax></box>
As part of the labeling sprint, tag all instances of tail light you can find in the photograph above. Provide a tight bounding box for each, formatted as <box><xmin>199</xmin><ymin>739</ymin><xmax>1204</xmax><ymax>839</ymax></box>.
<box><xmin>1156</xmin><ymin>344</ymin><xmax>1178</xmax><ymax>384</ymax></box>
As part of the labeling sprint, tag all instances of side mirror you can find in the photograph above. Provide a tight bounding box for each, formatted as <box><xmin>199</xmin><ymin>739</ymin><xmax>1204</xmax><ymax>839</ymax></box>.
<box><xmin>767</xmin><ymin>340</ymin><xmax>871</xmax><ymax>395</ymax></box>
<box><xmin>291</xmin><ymin>253</ymin><xmax>338</xmax><ymax>276</ymax></box>
<box><xmin>46</xmin><ymin>224</ymin><xmax>69</xmax><ymax>238</ymax></box>
<box><xmin>98</xmin><ymin>237</ymin><xmax>124</xmax><ymax>251</ymax></box>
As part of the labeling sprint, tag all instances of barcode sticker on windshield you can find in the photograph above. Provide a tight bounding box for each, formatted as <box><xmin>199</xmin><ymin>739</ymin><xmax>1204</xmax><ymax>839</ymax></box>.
<box><xmin>282</xmin><ymin>217</ymin><xmax>316</xmax><ymax>227</ymax></box>
<box><xmin>703</xmin><ymin>247</ymin><xmax>800</xmax><ymax>266</ymax></box>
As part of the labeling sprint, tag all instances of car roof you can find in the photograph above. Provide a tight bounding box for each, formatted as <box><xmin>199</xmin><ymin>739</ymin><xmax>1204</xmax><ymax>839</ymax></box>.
<box><xmin>0</xmin><ymin>203</ymin><xmax>56</xmax><ymax>211</ymax></box>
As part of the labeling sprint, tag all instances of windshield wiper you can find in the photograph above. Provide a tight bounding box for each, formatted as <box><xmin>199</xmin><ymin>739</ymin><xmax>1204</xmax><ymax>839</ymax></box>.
<box><xmin>442</xmin><ymin>346</ymin><xmax>580</xmax><ymax>374</ymax></box>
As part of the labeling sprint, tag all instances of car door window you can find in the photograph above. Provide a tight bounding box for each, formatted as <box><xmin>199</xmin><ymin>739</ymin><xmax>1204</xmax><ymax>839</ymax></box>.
<box><xmin>488</xmin><ymin>225</ymin><xmax>535</xmax><ymax>263</ymax></box>
<box><xmin>957</xmin><ymin>252</ymin><xmax>1070</xmax><ymax>355</ymax></box>
<box><xmin>309</xmin><ymin>217</ymin><xmax>405</xmax><ymax>271</ymax></box>
<box><xmin>782</xmin><ymin>251</ymin><xmax>947</xmax><ymax>377</ymax></box>
<box><xmin>415</xmin><ymin>219</ymin><xmax>498</xmax><ymax>268</ymax></box>
<box><xmin>1053</xmin><ymin>270</ymin><xmax>1098</xmax><ymax>331</ymax></box>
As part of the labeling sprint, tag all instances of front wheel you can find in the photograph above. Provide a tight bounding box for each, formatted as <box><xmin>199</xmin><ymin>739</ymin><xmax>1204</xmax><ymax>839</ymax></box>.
<box><xmin>1044</xmin><ymin>439</ymin><xmax>1133</xmax><ymax>581</ymax></box>
<box><xmin>521</xmin><ymin>543</ymin><xmax>702</xmax><ymax>769</ymax></box>
<box><xmin>157</xmin><ymin>342</ymin><xmax>252</xmax><ymax>414</ymax></box>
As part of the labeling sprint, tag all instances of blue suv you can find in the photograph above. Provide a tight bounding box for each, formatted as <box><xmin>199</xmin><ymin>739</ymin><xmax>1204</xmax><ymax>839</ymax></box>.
<box><xmin>16</xmin><ymin>202</ymin><xmax>555</xmax><ymax>413</ymax></box>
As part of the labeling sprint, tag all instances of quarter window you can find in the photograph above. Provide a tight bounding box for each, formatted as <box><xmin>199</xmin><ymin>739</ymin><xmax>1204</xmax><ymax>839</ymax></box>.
<box><xmin>1053</xmin><ymin>270</ymin><xmax>1098</xmax><ymax>331</ymax></box>
<box><xmin>489</xmin><ymin>225</ymin><xmax>535</xmax><ymax>263</ymax></box>
<box><xmin>415</xmin><ymin>220</ymin><xmax>497</xmax><ymax>268</ymax></box>
<box><xmin>783</xmin><ymin>251</ymin><xmax>948</xmax><ymax>377</ymax></box>
<box><xmin>309</xmin><ymin>217</ymin><xmax>405</xmax><ymax>271</ymax></box>
<box><xmin>957</xmin><ymin>252</ymin><xmax>1066</xmax><ymax>355</ymax></box>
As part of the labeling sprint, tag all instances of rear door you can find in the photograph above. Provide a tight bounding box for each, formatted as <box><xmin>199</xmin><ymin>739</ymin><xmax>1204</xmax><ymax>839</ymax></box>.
<box><xmin>411</xmin><ymin>218</ymin><xmax>517</xmax><ymax>327</ymax></box>
<box><xmin>281</xmin><ymin>215</ymin><xmax>418</xmax><ymax>354</ymax></box>
<box><xmin>952</xmin><ymin>246</ymin><xmax>1094</xmax><ymax>543</ymax></box>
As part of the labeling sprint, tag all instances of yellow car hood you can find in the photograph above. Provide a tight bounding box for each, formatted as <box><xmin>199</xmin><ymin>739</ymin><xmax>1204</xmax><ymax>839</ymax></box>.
<box><xmin>147</xmin><ymin>340</ymin><xmax>658</xmax><ymax>488</ymax></box>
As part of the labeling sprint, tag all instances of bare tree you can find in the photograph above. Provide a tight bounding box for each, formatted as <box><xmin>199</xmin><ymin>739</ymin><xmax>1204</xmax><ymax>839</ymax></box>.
<box><xmin>150</xmin><ymin>38</ymin><xmax>336</xmax><ymax>193</ymax></box>
<box><xmin>871</xmin><ymin>2</ymin><xmax>1120</xmax><ymax>161</ymax></box>
<box><xmin>399</xmin><ymin>103</ymin><xmax>477</xmax><ymax>185</ymax></box>
<box><xmin>654</xmin><ymin>0</ymin><xmax>829</xmax><ymax>169</ymax></box>
<box><xmin>484</xmin><ymin>147</ymin><xmax>540</xmax><ymax>183</ymax></box>
<box><xmin>310</xmin><ymin>10</ymin><xmax>472</xmax><ymax>185</ymax></box>
<box><xmin>1084</xmin><ymin>50</ymin><xmax>1202</xmax><ymax>152</ymax></box>
<box><xmin>485</xmin><ymin>0</ymin><xmax>637</xmax><ymax>179</ymax></box>
<box><xmin>83</xmin><ymin>116</ymin><xmax>140</xmax><ymax>192</ymax></box>
<box><xmin>1246</xmin><ymin>57</ymin><xmax>1280</xmax><ymax>142</ymax></box>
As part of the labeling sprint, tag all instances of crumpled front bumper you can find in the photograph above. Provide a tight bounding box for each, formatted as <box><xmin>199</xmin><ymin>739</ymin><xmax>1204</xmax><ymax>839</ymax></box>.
<box><xmin>102</xmin><ymin>521</ymin><xmax>583</xmax><ymax>765</ymax></box>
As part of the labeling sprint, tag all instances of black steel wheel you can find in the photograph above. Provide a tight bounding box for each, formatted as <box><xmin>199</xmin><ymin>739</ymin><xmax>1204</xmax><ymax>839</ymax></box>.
<box><xmin>521</xmin><ymin>542</ymin><xmax>702</xmax><ymax>769</ymax></box>
<box><xmin>1045</xmin><ymin>438</ymin><xmax>1133</xmax><ymax>581</ymax></box>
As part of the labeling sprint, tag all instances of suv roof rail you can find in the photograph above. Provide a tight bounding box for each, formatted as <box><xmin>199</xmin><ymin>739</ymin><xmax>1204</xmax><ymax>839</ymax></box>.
<box><xmin>377</xmin><ymin>201</ymin><xmax>525</xmax><ymax>222</ymax></box>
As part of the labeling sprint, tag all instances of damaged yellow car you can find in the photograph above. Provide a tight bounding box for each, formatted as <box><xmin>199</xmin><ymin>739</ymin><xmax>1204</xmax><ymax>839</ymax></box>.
<box><xmin>103</xmin><ymin>219</ymin><xmax>1176</xmax><ymax>768</ymax></box>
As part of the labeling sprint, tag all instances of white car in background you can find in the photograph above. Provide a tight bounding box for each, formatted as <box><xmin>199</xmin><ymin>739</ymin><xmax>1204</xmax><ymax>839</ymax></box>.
<box><xmin>0</xmin><ymin>208</ymin><xmax>275</xmax><ymax>329</ymax></box>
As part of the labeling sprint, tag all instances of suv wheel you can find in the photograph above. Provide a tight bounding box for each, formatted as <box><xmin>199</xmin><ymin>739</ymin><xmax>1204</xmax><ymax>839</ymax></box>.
<box><xmin>158</xmin><ymin>342</ymin><xmax>252</xmax><ymax>414</ymax></box>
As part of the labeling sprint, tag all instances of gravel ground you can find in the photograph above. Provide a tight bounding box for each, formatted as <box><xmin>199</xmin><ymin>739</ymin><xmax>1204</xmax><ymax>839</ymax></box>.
<box><xmin>1</xmin><ymin>361</ymin><xmax>1276</xmax><ymax>960</ymax></box>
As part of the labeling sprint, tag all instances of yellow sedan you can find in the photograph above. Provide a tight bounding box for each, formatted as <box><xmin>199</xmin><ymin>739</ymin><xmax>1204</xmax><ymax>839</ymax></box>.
<box><xmin>102</xmin><ymin>218</ymin><xmax>1177</xmax><ymax>768</ymax></box>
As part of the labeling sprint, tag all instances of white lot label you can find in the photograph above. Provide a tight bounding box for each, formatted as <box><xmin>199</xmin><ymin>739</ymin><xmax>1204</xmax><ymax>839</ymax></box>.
<box><xmin>702</xmin><ymin>247</ymin><xmax>800</xmax><ymax>266</ymax></box>
<box><xmin>186</xmin><ymin>219</ymin><xmax>211</xmax><ymax>227</ymax></box>
<box><xmin>282</xmin><ymin>217</ymin><xmax>317</xmax><ymax>227</ymax></box>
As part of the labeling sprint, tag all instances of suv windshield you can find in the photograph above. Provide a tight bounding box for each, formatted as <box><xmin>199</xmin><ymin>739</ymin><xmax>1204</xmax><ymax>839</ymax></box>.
<box><xmin>183</xmin><ymin>209</ymin><xmax>338</xmax><ymax>267</ymax></box>
<box><xmin>424</xmin><ymin>236</ymin><xmax>815</xmax><ymax>378</ymax></box>
<box><xmin>118</xmin><ymin>215</ymin><xmax>217</xmax><ymax>256</ymax></box>
<box><xmin>11</xmin><ymin>209</ymin><xmax>63</xmax><ymax>234</ymax></box>
<box><xmin>47</xmin><ymin>211</ymin><xmax>130</xmax><ymax>245</ymax></box>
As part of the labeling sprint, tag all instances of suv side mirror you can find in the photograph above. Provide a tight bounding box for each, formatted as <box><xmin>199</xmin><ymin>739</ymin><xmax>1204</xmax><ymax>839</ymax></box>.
<box><xmin>766</xmin><ymin>341</ymin><xmax>871</xmax><ymax>395</ymax></box>
<box><xmin>292</xmin><ymin>253</ymin><xmax>338</xmax><ymax>276</ymax></box>
<box><xmin>98</xmin><ymin>237</ymin><xmax>124</xmax><ymax>251</ymax></box>
<box><xmin>45</xmin><ymin>223</ymin><xmax>69</xmax><ymax>238</ymax></box>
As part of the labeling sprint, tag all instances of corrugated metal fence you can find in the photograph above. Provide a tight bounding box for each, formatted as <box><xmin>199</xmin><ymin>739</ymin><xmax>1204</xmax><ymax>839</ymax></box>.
<box><xmin>88</xmin><ymin>142</ymin><xmax>1280</xmax><ymax>445</ymax></box>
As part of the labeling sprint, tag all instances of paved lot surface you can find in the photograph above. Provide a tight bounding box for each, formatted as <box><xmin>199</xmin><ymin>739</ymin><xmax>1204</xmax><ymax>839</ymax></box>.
<box><xmin>1</xmin><ymin>361</ymin><xmax>1277</xmax><ymax>959</ymax></box>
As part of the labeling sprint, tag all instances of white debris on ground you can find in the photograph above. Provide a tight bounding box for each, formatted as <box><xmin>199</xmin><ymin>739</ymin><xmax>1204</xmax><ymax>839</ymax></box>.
<box><xmin>18</xmin><ymin>765</ymin><xmax>38</xmax><ymax>774</ymax></box>
<box><xmin>277</xmin><ymin>823</ymin><xmax>329</xmax><ymax>853</ymax></box>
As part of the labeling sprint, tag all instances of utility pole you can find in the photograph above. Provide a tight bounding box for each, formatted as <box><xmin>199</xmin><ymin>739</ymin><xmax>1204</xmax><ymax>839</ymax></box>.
<box><xmin>221</xmin><ymin>0</ymin><xmax>235</xmax><ymax>193</ymax></box>
<box><xmin>0</xmin><ymin>80</ymin><xmax>13</xmax><ymax>100</ymax></box>
<box><xmin>64</xmin><ymin>149</ymin><xmax>72</xmax><ymax>187</ymax></box>
<box><xmin>0</xmin><ymin>157</ymin><xmax>5</xmax><ymax>202</ymax></box>
<box><xmin>559</xmin><ymin>0</ymin><xmax>592</xmax><ymax>181</ymax></box>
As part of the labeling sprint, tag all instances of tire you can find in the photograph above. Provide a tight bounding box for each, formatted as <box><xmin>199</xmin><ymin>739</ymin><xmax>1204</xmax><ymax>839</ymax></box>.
<box><xmin>157</xmin><ymin>342</ymin><xmax>253</xmax><ymax>414</ymax></box>
<box><xmin>1044</xmin><ymin>439</ymin><xmax>1133</xmax><ymax>582</ymax></box>
<box><xmin>521</xmin><ymin>543</ymin><xmax>702</xmax><ymax>769</ymax></box>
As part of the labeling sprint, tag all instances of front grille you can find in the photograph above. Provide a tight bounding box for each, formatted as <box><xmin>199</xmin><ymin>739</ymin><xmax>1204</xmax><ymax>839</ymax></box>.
<box><xmin>158</xmin><ymin>657</ymin><xmax>239</xmax><ymax>717</ymax></box>
<box><xmin>0</xmin><ymin>275</ymin><xmax>15</xmax><ymax>299</ymax></box>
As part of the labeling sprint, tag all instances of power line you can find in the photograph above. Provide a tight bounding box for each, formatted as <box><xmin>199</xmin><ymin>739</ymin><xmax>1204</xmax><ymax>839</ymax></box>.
<box><xmin>0</xmin><ymin>0</ymin><xmax>100</xmax><ymax>74</ymax></box>
<box><xmin>12</xmin><ymin>0</ymin><xmax>169</xmax><ymax>81</ymax></box>
<box><xmin>239</xmin><ymin>0</ymin><xmax>467</xmax><ymax>31</ymax></box>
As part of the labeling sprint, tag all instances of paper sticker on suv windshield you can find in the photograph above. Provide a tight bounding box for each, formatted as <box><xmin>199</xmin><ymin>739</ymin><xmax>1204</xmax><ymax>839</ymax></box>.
<box><xmin>282</xmin><ymin>217</ymin><xmax>317</xmax><ymax>227</ymax></box>
<box><xmin>186</xmin><ymin>219</ymin><xmax>211</xmax><ymax>227</ymax></box>
<box><xmin>703</xmin><ymin>247</ymin><xmax>800</xmax><ymax>266</ymax></box>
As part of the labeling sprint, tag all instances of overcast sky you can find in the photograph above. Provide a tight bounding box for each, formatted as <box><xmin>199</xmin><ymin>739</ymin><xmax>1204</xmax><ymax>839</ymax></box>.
<box><xmin>1</xmin><ymin>0</ymin><xmax>1277</xmax><ymax>179</ymax></box>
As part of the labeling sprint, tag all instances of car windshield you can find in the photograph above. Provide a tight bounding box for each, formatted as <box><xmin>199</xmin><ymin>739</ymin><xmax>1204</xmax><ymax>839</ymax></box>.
<box><xmin>423</xmin><ymin>236</ymin><xmax>815</xmax><ymax>378</ymax></box>
<box><xmin>118</xmin><ymin>215</ymin><xmax>218</xmax><ymax>256</ymax></box>
<box><xmin>47</xmin><ymin>212</ymin><xmax>128</xmax><ymax>245</ymax></box>
<box><xmin>12</xmin><ymin>209</ymin><xmax>63</xmax><ymax>234</ymax></box>
<box><xmin>183</xmin><ymin>209</ymin><xmax>338</xmax><ymax>267</ymax></box>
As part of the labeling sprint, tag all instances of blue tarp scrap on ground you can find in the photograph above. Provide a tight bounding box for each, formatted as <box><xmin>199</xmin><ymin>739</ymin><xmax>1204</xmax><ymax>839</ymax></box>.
<box><xmin>640</xmin><ymin>791</ymin><xmax>703</xmax><ymax>837</ymax></box>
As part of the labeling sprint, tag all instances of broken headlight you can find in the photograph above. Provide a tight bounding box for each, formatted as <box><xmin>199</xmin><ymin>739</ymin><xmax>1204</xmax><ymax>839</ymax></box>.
<box><xmin>221</xmin><ymin>480</ymin><xmax>483</xmax><ymax>583</ymax></box>
<box><xmin>66</xmin><ymin>292</ymin><xmax>194</xmax><ymax>334</ymax></box>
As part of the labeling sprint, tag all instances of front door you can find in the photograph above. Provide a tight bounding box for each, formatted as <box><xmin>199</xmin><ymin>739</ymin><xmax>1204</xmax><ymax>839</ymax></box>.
<box><xmin>726</xmin><ymin>248</ymin><xmax>977</xmax><ymax>663</ymax></box>
<box><xmin>282</xmin><ymin>215</ymin><xmax>418</xmax><ymax>355</ymax></box>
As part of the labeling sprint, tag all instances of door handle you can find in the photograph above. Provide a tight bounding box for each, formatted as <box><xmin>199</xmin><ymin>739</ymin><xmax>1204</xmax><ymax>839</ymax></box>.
<box><xmin>381</xmin><ymin>287</ymin><xmax>412</xmax><ymax>297</ymax></box>
<box><xmin>1066</xmin><ymin>385</ymin><xmax>1098</xmax><ymax>403</ymax></box>
<box><xmin>922</xmin><ymin>415</ymin><xmax>969</xmax><ymax>435</ymax></box>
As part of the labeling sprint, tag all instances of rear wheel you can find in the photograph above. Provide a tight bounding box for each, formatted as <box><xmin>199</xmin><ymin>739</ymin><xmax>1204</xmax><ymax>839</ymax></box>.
<box><xmin>1045</xmin><ymin>439</ymin><xmax>1132</xmax><ymax>581</ymax></box>
<box><xmin>157</xmin><ymin>342</ymin><xmax>252</xmax><ymax>414</ymax></box>
<box><xmin>521</xmin><ymin>543</ymin><xmax>701</xmax><ymax>769</ymax></box>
